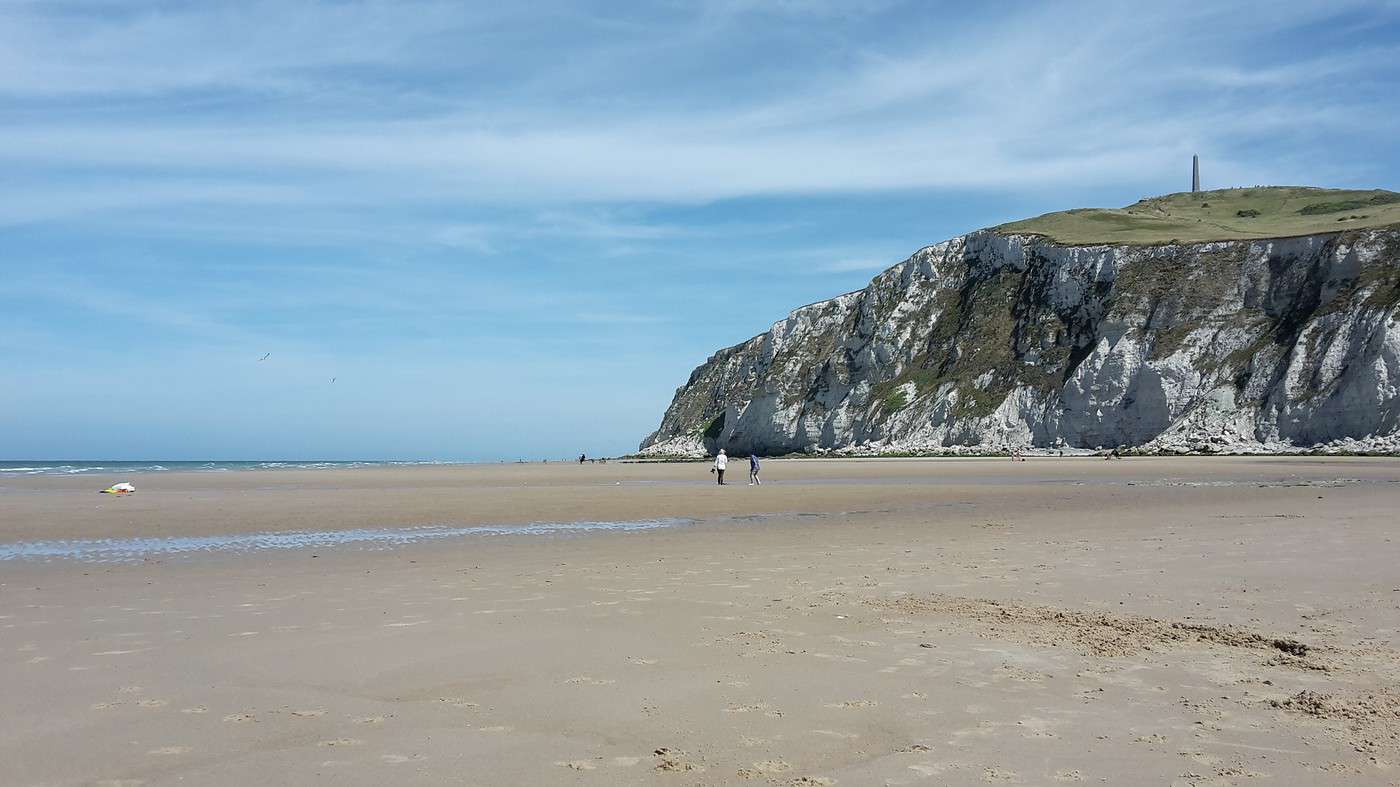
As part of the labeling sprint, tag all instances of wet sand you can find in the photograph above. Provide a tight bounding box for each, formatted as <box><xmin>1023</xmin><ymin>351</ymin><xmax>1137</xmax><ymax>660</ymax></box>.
<box><xmin>2</xmin><ymin>457</ymin><xmax>1398</xmax><ymax>785</ymax></box>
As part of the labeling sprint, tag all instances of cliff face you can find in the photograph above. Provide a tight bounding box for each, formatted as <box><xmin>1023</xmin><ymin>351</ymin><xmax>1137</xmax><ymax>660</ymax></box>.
<box><xmin>640</xmin><ymin>227</ymin><xmax>1400</xmax><ymax>456</ymax></box>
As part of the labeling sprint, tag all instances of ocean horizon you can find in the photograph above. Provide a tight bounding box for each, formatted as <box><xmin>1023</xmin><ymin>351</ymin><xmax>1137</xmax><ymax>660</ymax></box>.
<box><xmin>0</xmin><ymin>459</ymin><xmax>486</xmax><ymax>476</ymax></box>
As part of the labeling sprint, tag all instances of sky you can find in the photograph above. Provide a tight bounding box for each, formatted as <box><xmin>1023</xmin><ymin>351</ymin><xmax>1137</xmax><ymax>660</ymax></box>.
<box><xmin>3</xmin><ymin>0</ymin><xmax>1400</xmax><ymax>460</ymax></box>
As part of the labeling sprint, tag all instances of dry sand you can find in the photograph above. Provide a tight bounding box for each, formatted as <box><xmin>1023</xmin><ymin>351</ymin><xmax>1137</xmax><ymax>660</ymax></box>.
<box><xmin>1</xmin><ymin>457</ymin><xmax>1398</xmax><ymax>786</ymax></box>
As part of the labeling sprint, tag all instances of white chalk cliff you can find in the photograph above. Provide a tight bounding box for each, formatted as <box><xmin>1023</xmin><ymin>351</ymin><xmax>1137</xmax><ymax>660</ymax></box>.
<box><xmin>640</xmin><ymin>221</ymin><xmax>1400</xmax><ymax>456</ymax></box>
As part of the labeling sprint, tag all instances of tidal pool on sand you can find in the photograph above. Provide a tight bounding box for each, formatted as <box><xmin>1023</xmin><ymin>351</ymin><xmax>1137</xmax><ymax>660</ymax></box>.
<box><xmin>0</xmin><ymin>517</ymin><xmax>697</xmax><ymax>563</ymax></box>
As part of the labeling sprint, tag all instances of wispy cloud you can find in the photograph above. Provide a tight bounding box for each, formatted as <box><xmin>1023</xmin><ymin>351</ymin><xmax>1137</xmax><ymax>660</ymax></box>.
<box><xmin>1</xmin><ymin>0</ymin><xmax>1396</xmax><ymax>234</ymax></box>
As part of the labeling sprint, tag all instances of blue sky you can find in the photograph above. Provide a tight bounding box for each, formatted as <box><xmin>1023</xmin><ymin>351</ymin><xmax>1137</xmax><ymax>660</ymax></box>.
<box><xmin>3</xmin><ymin>0</ymin><xmax>1399</xmax><ymax>460</ymax></box>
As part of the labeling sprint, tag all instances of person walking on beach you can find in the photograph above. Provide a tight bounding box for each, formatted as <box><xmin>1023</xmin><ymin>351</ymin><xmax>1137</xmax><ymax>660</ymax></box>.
<box><xmin>712</xmin><ymin>449</ymin><xmax>728</xmax><ymax>485</ymax></box>
<box><xmin>748</xmin><ymin>454</ymin><xmax>761</xmax><ymax>485</ymax></box>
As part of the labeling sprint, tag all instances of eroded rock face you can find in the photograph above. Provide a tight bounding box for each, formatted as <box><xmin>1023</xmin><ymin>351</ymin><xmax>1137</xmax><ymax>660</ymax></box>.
<box><xmin>639</xmin><ymin>229</ymin><xmax>1400</xmax><ymax>456</ymax></box>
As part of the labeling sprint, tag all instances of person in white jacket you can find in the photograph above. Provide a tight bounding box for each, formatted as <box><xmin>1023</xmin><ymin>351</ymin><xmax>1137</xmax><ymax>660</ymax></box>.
<box><xmin>712</xmin><ymin>449</ymin><xmax>728</xmax><ymax>485</ymax></box>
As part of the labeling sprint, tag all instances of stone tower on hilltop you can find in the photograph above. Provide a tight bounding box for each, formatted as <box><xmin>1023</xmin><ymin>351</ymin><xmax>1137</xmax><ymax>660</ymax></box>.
<box><xmin>1192</xmin><ymin>154</ymin><xmax>1200</xmax><ymax>193</ymax></box>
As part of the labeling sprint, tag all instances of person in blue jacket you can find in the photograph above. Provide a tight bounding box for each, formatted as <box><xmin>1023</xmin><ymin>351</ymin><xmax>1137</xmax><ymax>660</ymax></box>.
<box><xmin>748</xmin><ymin>454</ymin><xmax>762</xmax><ymax>485</ymax></box>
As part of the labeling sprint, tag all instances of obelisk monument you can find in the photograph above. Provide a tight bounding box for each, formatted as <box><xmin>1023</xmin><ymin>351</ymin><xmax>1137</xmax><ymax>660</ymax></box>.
<box><xmin>1192</xmin><ymin>154</ymin><xmax>1200</xmax><ymax>193</ymax></box>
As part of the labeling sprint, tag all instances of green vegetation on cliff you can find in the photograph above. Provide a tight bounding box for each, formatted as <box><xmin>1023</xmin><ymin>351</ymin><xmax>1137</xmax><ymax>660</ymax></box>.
<box><xmin>997</xmin><ymin>187</ymin><xmax>1400</xmax><ymax>245</ymax></box>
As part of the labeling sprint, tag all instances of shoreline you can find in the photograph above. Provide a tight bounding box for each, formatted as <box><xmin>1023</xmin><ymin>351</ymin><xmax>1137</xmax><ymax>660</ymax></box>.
<box><xmin>3</xmin><ymin>456</ymin><xmax>1397</xmax><ymax>544</ymax></box>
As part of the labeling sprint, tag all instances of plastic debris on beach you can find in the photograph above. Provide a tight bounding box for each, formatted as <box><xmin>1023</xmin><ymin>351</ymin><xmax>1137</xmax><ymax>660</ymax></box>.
<box><xmin>99</xmin><ymin>482</ymin><xmax>136</xmax><ymax>494</ymax></box>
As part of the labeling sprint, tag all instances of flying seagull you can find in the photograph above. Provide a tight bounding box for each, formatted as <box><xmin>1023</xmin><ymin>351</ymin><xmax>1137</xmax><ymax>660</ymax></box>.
<box><xmin>330</xmin><ymin>377</ymin><xmax>336</xmax><ymax>383</ymax></box>
<box><xmin>258</xmin><ymin>353</ymin><xmax>271</xmax><ymax>362</ymax></box>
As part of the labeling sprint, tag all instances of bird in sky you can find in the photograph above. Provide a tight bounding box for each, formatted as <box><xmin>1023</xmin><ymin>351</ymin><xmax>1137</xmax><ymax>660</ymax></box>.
<box><xmin>258</xmin><ymin>353</ymin><xmax>271</xmax><ymax>362</ymax></box>
<box><xmin>330</xmin><ymin>377</ymin><xmax>336</xmax><ymax>383</ymax></box>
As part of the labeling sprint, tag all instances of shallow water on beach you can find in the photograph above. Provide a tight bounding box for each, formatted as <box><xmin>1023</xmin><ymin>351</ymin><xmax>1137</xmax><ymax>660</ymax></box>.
<box><xmin>0</xmin><ymin>460</ymin><xmax>464</xmax><ymax>476</ymax></box>
<box><xmin>0</xmin><ymin>517</ymin><xmax>697</xmax><ymax>563</ymax></box>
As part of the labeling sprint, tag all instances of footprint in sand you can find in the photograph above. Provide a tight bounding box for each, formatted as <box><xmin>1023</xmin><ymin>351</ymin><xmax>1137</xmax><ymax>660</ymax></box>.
<box><xmin>810</xmin><ymin>730</ymin><xmax>859</xmax><ymax>740</ymax></box>
<box><xmin>137</xmin><ymin>699</ymin><xmax>168</xmax><ymax>709</ymax></box>
<box><xmin>982</xmin><ymin>767</ymin><xmax>1019</xmax><ymax>782</ymax></box>
<box><xmin>999</xmin><ymin>665</ymin><xmax>1050</xmax><ymax>683</ymax></box>
<box><xmin>652</xmin><ymin>748</ymin><xmax>704</xmax><ymax>773</ymax></box>
<box><xmin>738</xmin><ymin>760</ymin><xmax>792</xmax><ymax>778</ymax></box>
<box><xmin>181</xmin><ymin>706</ymin><xmax>208</xmax><ymax>714</ymax></box>
<box><xmin>223</xmin><ymin>713</ymin><xmax>256</xmax><ymax>723</ymax></box>
<box><xmin>1052</xmin><ymin>769</ymin><xmax>1084</xmax><ymax>782</ymax></box>
<box><xmin>317</xmin><ymin>738</ymin><xmax>363</xmax><ymax>747</ymax></box>
<box><xmin>91</xmin><ymin>702</ymin><xmax>120</xmax><ymax>710</ymax></box>
<box><xmin>725</xmin><ymin>703</ymin><xmax>783</xmax><ymax>717</ymax></box>
<box><xmin>291</xmin><ymin>709</ymin><xmax>326</xmax><ymax>718</ymax></box>
<box><xmin>354</xmin><ymin>716</ymin><xmax>386</xmax><ymax>724</ymax></box>
<box><xmin>824</xmin><ymin>700</ymin><xmax>877</xmax><ymax>709</ymax></box>
<box><xmin>628</xmin><ymin>657</ymin><xmax>657</xmax><ymax>665</ymax></box>
<box><xmin>437</xmin><ymin>697</ymin><xmax>480</xmax><ymax>708</ymax></box>
<box><xmin>1015</xmin><ymin>717</ymin><xmax>1057</xmax><ymax>739</ymax></box>
<box><xmin>147</xmin><ymin>746</ymin><xmax>190</xmax><ymax>756</ymax></box>
<box><xmin>812</xmin><ymin>653</ymin><xmax>866</xmax><ymax>663</ymax></box>
<box><xmin>380</xmin><ymin>754</ymin><xmax>419</xmax><ymax>764</ymax></box>
<box><xmin>555</xmin><ymin>760</ymin><xmax>597</xmax><ymax>770</ymax></box>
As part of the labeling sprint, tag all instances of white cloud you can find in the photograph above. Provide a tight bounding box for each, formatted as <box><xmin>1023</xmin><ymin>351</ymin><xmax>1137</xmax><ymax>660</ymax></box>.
<box><xmin>0</xmin><ymin>0</ymin><xmax>1395</xmax><ymax>230</ymax></box>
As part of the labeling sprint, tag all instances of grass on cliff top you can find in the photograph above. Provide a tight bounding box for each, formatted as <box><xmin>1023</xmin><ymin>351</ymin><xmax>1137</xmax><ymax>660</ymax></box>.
<box><xmin>996</xmin><ymin>187</ymin><xmax>1400</xmax><ymax>245</ymax></box>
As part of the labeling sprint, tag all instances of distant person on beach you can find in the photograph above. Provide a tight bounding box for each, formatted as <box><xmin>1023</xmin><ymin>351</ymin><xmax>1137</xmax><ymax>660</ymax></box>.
<box><xmin>711</xmin><ymin>449</ymin><xmax>727</xmax><ymax>485</ymax></box>
<box><xmin>749</xmin><ymin>454</ymin><xmax>761</xmax><ymax>485</ymax></box>
<box><xmin>579</xmin><ymin>453</ymin><xmax>586</xmax><ymax>464</ymax></box>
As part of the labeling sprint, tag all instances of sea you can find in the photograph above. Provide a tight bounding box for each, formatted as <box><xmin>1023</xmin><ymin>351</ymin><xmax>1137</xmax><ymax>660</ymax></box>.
<box><xmin>0</xmin><ymin>460</ymin><xmax>461</xmax><ymax>476</ymax></box>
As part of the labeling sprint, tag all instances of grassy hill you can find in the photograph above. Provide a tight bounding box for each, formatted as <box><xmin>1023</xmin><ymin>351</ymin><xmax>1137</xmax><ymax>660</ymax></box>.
<box><xmin>996</xmin><ymin>186</ymin><xmax>1400</xmax><ymax>245</ymax></box>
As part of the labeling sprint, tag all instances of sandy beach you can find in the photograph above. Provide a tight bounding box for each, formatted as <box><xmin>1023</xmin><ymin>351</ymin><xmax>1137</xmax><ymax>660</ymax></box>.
<box><xmin>2</xmin><ymin>457</ymin><xmax>1398</xmax><ymax>786</ymax></box>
